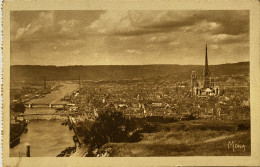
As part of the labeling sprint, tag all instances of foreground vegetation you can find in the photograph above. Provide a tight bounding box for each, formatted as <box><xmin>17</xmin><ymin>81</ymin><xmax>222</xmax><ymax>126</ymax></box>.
<box><xmin>98</xmin><ymin>119</ymin><xmax>250</xmax><ymax>156</ymax></box>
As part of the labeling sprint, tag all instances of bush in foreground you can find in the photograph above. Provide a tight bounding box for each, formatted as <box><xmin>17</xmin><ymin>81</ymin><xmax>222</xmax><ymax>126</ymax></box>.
<box><xmin>87</xmin><ymin>110</ymin><xmax>140</xmax><ymax>156</ymax></box>
<box><xmin>13</xmin><ymin>103</ymin><xmax>25</xmax><ymax>113</ymax></box>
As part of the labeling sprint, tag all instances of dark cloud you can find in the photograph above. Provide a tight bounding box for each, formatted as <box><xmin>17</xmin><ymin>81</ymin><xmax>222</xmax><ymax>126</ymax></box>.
<box><xmin>87</xmin><ymin>10</ymin><xmax>249</xmax><ymax>37</ymax></box>
<box><xmin>10</xmin><ymin>10</ymin><xmax>249</xmax><ymax>65</ymax></box>
<box><xmin>11</xmin><ymin>10</ymin><xmax>249</xmax><ymax>41</ymax></box>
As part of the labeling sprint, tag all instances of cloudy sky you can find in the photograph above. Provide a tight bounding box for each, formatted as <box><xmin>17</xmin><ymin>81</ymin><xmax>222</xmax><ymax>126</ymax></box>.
<box><xmin>11</xmin><ymin>10</ymin><xmax>249</xmax><ymax>66</ymax></box>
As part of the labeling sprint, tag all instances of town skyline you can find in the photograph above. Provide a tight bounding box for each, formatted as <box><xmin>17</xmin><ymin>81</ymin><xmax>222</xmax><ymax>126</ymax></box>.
<box><xmin>11</xmin><ymin>10</ymin><xmax>249</xmax><ymax>66</ymax></box>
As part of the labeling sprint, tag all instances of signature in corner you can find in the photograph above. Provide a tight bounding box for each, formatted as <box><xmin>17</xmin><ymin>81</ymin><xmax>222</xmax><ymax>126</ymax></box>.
<box><xmin>228</xmin><ymin>141</ymin><xmax>246</xmax><ymax>152</ymax></box>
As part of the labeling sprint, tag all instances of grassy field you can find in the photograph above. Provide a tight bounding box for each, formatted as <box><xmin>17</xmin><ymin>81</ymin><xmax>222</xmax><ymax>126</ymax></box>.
<box><xmin>102</xmin><ymin>120</ymin><xmax>250</xmax><ymax>156</ymax></box>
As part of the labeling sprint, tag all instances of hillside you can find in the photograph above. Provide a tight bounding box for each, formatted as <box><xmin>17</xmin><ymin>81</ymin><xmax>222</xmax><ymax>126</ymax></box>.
<box><xmin>102</xmin><ymin>120</ymin><xmax>250</xmax><ymax>156</ymax></box>
<box><xmin>10</xmin><ymin>62</ymin><xmax>249</xmax><ymax>81</ymax></box>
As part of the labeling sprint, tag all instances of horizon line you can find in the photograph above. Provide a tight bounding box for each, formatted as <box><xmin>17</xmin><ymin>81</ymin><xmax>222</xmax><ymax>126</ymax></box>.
<box><xmin>10</xmin><ymin>61</ymin><xmax>249</xmax><ymax>67</ymax></box>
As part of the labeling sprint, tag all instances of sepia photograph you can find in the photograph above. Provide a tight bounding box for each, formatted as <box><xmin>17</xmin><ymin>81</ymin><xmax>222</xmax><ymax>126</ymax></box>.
<box><xmin>9</xmin><ymin>10</ymin><xmax>251</xmax><ymax>157</ymax></box>
<box><xmin>2</xmin><ymin>0</ymin><xmax>260</xmax><ymax>166</ymax></box>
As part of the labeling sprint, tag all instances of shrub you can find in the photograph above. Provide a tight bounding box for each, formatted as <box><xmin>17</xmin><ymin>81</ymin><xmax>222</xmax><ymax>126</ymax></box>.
<box><xmin>237</xmin><ymin>123</ymin><xmax>250</xmax><ymax>131</ymax></box>
<box><xmin>13</xmin><ymin>103</ymin><xmax>25</xmax><ymax>113</ymax></box>
<box><xmin>88</xmin><ymin>109</ymin><xmax>138</xmax><ymax>156</ymax></box>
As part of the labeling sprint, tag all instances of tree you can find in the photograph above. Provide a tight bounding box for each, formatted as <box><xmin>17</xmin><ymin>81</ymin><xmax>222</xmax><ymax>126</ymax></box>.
<box><xmin>13</xmin><ymin>103</ymin><xmax>25</xmax><ymax>113</ymax></box>
<box><xmin>87</xmin><ymin>109</ymin><xmax>137</xmax><ymax>155</ymax></box>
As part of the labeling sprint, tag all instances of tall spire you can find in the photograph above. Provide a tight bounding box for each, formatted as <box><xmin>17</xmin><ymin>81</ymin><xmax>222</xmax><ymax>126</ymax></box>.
<box><xmin>203</xmin><ymin>43</ymin><xmax>210</xmax><ymax>88</ymax></box>
<box><xmin>204</xmin><ymin>43</ymin><xmax>209</xmax><ymax>74</ymax></box>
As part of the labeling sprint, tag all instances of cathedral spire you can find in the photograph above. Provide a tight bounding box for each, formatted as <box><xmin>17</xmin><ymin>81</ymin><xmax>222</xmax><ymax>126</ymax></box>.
<box><xmin>205</xmin><ymin>43</ymin><xmax>209</xmax><ymax>74</ymax></box>
<box><xmin>203</xmin><ymin>43</ymin><xmax>210</xmax><ymax>88</ymax></box>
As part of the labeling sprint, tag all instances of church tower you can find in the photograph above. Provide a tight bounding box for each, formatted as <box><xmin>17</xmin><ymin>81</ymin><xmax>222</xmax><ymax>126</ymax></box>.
<box><xmin>203</xmin><ymin>44</ymin><xmax>210</xmax><ymax>88</ymax></box>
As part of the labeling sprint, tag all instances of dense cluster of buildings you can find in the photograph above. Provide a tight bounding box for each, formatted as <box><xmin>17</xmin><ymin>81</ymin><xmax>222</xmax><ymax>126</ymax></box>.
<box><xmin>68</xmin><ymin>44</ymin><xmax>249</xmax><ymax>121</ymax></box>
<box><xmin>69</xmin><ymin>44</ymin><xmax>249</xmax><ymax>121</ymax></box>
<box><xmin>69</xmin><ymin>76</ymin><xmax>249</xmax><ymax>121</ymax></box>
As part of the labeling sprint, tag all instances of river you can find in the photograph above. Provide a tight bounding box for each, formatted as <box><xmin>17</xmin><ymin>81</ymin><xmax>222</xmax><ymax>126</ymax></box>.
<box><xmin>10</xmin><ymin>120</ymin><xmax>75</xmax><ymax>157</ymax></box>
<box><xmin>10</xmin><ymin>83</ymin><xmax>78</xmax><ymax>157</ymax></box>
<box><xmin>29</xmin><ymin>83</ymin><xmax>78</xmax><ymax>104</ymax></box>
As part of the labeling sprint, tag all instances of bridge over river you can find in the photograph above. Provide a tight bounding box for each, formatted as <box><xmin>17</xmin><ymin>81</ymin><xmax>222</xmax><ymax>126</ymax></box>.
<box><xmin>21</xmin><ymin>112</ymin><xmax>78</xmax><ymax>120</ymax></box>
<box><xmin>24</xmin><ymin>103</ymin><xmax>68</xmax><ymax>108</ymax></box>
<box><xmin>22</xmin><ymin>113</ymin><xmax>76</xmax><ymax>116</ymax></box>
<box><xmin>22</xmin><ymin>83</ymin><xmax>79</xmax><ymax>120</ymax></box>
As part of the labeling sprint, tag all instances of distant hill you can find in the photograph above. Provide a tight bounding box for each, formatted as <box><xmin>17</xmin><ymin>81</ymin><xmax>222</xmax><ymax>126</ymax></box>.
<box><xmin>10</xmin><ymin>62</ymin><xmax>249</xmax><ymax>82</ymax></box>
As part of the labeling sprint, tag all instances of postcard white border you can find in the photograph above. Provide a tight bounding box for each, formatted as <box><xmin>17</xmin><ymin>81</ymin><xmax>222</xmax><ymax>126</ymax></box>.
<box><xmin>2</xmin><ymin>0</ymin><xmax>260</xmax><ymax>166</ymax></box>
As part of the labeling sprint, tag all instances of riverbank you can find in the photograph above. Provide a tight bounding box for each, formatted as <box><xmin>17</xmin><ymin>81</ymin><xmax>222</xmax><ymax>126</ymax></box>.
<box><xmin>10</xmin><ymin>121</ymin><xmax>27</xmax><ymax>148</ymax></box>
<box><xmin>62</xmin><ymin>117</ymin><xmax>91</xmax><ymax>157</ymax></box>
